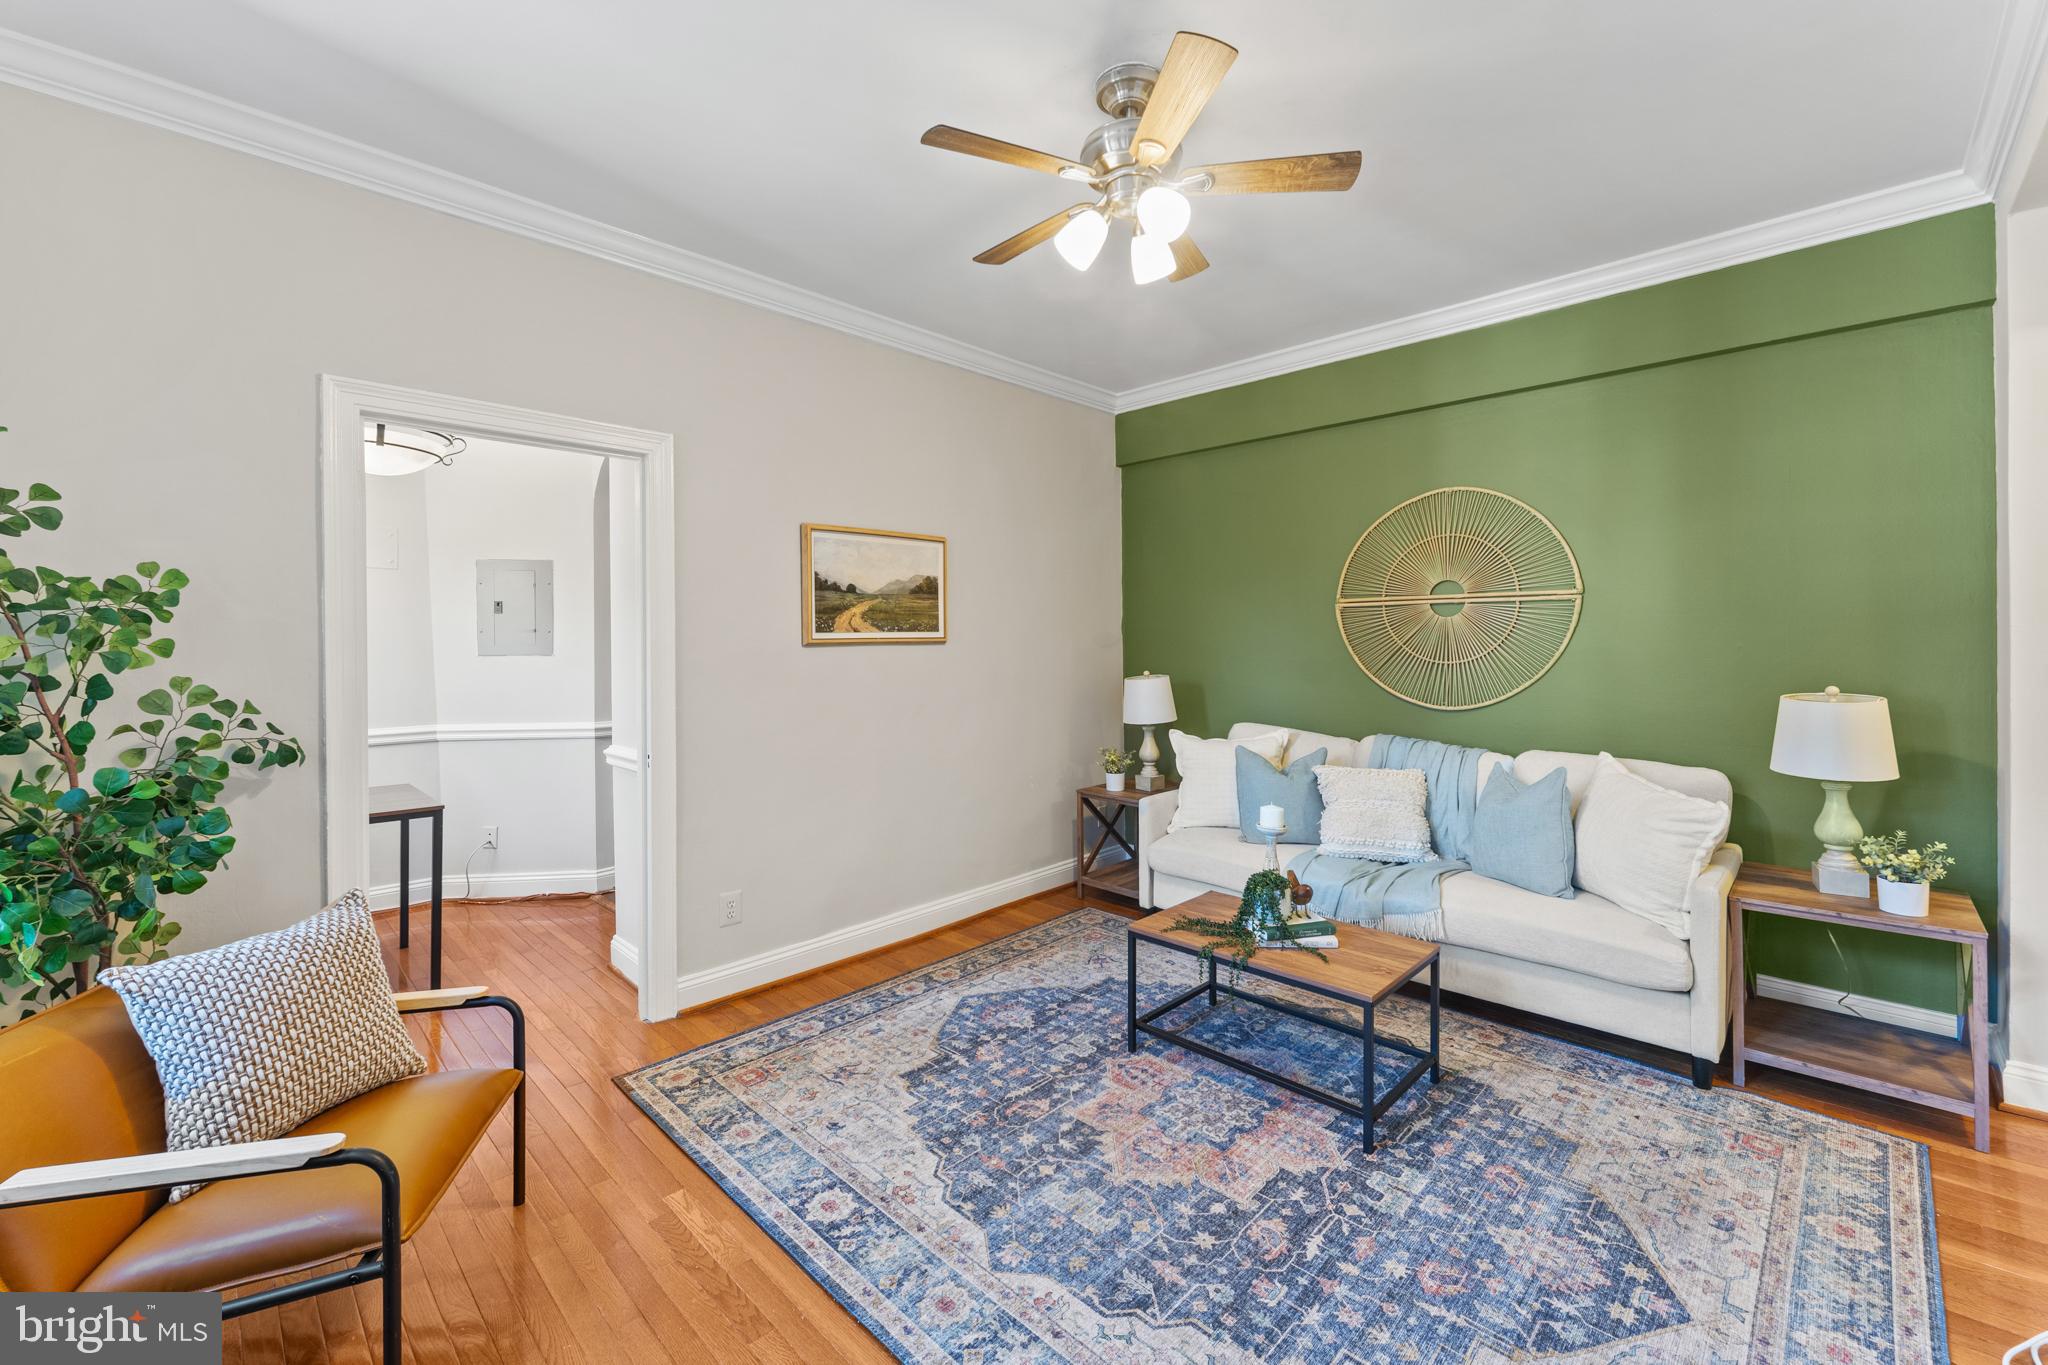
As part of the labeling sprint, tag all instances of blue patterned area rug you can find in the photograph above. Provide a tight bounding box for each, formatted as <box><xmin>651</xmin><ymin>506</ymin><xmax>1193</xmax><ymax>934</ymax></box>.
<box><xmin>618</xmin><ymin>910</ymin><xmax>1946</xmax><ymax>1364</ymax></box>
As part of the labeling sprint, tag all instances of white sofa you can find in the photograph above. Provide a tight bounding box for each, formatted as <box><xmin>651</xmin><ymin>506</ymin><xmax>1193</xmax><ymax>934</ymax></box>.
<box><xmin>1135</xmin><ymin>722</ymin><xmax>1742</xmax><ymax>1087</ymax></box>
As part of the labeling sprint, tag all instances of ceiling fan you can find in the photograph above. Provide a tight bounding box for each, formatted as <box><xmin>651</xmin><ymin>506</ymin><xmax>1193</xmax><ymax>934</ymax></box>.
<box><xmin>921</xmin><ymin>31</ymin><xmax>1361</xmax><ymax>285</ymax></box>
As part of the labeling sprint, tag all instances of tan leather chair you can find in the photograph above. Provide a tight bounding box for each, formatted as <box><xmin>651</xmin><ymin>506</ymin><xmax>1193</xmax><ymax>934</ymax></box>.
<box><xmin>0</xmin><ymin>983</ymin><xmax>525</xmax><ymax>1362</ymax></box>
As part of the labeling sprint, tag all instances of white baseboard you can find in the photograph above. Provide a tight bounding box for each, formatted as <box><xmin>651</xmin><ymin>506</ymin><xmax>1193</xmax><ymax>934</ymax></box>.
<box><xmin>1753</xmin><ymin>973</ymin><xmax>1957</xmax><ymax>1038</ymax></box>
<box><xmin>366</xmin><ymin>864</ymin><xmax>615</xmax><ymax>910</ymax></box>
<box><xmin>670</xmin><ymin>858</ymin><xmax>1076</xmax><ymax>1011</ymax></box>
<box><xmin>2003</xmin><ymin>1058</ymin><xmax>2048</xmax><ymax>1112</ymax></box>
<box><xmin>610</xmin><ymin>933</ymin><xmax>640</xmax><ymax>986</ymax></box>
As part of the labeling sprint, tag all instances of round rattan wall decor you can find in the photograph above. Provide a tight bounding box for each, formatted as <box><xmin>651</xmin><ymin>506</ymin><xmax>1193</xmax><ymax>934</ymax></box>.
<box><xmin>1334</xmin><ymin>486</ymin><xmax>1582</xmax><ymax>711</ymax></box>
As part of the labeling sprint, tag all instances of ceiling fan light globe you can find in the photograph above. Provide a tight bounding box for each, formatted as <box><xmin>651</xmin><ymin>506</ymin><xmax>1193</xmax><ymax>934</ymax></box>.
<box><xmin>1136</xmin><ymin>186</ymin><xmax>1191</xmax><ymax>242</ymax></box>
<box><xmin>1130</xmin><ymin>230</ymin><xmax>1175</xmax><ymax>284</ymax></box>
<box><xmin>1053</xmin><ymin>208</ymin><xmax>1109</xmax><ymax>271</ymax></box>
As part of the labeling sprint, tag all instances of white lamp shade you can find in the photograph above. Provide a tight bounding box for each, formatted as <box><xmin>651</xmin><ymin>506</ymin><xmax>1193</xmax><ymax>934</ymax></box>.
<box><xmin>1135</xmin><ymin>185</ymin><xmax>1191</xmax><ymax>242</ymax></box>
<box><xmin>1130</xmin><ymin>230</ymin><xmax>1175</xmax><ymax>284</ymax></box>
<box><xmin>1123</xmin><ymin>672</ymin><xmax>1176</xmax><ymax>725</ymax></box>
<box><xmin>363</xmin><ymin>442</ymin><xmax>439</xmax><ymax>477</ymax></box>
<box><xmin>1053</xmin><ymin>209</ymin><xmax>1108</xmax><ymax>270</ymax></box>
<box><xmin>1769</xmin><ymin>687</ymin><xmax>1899</xmax><ymax>782</ymax></box>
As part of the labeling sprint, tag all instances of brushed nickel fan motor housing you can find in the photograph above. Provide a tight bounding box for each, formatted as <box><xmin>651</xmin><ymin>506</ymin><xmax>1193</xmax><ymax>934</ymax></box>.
<box><xmin>1080</xmin><ymin>114</ymin><xmax>1181</xmax><ymax>217</ymax></box>
<box><xmin>1094</xmin><ymin>62</ymin><xmax>1158</xmax><ymax>117</ymax></box>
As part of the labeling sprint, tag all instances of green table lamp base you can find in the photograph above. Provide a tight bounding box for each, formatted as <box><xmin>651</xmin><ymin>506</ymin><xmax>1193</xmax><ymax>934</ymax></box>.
<box><xmin>1810</xmin><ymin>780</ymin><xmax>1872</xmax><ymax>899</ymax></box>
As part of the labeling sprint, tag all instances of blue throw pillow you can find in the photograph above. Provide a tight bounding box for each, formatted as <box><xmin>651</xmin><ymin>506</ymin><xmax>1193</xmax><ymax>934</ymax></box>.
<box><xmin>1469</xmin><ymin>762</ymin><xmax>1576</xmax><ymax>899</ymax></box>
<box><xmin>1235</xmin><ymin>746</ymin><xmax>1326</xmax><ymax>844</ymax></box>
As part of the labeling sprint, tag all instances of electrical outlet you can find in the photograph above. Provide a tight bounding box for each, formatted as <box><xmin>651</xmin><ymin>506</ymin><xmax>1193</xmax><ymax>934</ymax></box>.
<box><xmin>718</xmin><ymin>889</ymin><xmax>743</xmax><ymax>927</ymax></box>
<box><xmin>481</xmin><ymin>826</ymin><xmax>499</xmax><ymax>850</ymax></box>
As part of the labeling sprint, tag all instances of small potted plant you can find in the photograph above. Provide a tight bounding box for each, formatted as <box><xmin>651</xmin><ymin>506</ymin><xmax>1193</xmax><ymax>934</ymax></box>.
<box><xmin>1099</xmin><ymin>746</ymin><xmax>1135</xmax><ymax>792</ymax></box>
<box><xmin>1855</xmin><ymin>830</ymin><xmax>1955</xmax><ymax>917</ymax></box>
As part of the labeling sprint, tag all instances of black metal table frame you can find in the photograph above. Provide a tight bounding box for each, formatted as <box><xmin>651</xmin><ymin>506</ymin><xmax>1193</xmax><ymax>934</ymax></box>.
<box><xmin>371</xmin><ymin>804</ymin><xmax>443</xmax><ymax>989</ymax></box>
<box><xmin>1126</xmin><ymin>930</ymin><xmax>1441</xmax><ymax>1152</ymax></box>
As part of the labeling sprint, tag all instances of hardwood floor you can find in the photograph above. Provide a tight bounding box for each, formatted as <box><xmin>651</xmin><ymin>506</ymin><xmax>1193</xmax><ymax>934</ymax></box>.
<box><xmin>215</xmin><ymin>889</ymin><xmax>2048</xmax><ymax>1365</ymax></box>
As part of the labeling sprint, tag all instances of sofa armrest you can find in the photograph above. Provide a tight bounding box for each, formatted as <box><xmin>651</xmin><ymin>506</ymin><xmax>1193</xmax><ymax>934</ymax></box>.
<box><xmin>1135</xmin><ymin>788</ymin><xmax>1180</xmax><ymax>910</ymax></box>
<box><xmin>0</xmin><ymin>1133</ymin><xmax>345</xmax><ymax>1208</ymax></box>
<box><xmin>1684</xmin><ymin>842</ymin><xmax>1744</xmax><ymax>1064</ymax></box>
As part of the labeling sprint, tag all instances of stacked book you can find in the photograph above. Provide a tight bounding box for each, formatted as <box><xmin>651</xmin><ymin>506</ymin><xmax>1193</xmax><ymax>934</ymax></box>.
<box><xmin>1261</xmin><ymin>914</ymin><xmax>1339</xmax><ymax>949</ymax></box>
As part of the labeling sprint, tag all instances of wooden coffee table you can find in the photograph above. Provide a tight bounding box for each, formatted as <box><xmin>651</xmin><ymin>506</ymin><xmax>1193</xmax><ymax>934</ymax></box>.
<box><xmin>1126</xmin><ymin>893</ymin><xmax>1441</xmax><ymax>1152</ymax></box>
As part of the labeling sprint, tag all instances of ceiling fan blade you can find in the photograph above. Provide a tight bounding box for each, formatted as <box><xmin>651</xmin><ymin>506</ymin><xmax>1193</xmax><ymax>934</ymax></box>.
<box><xmin>1133</xmin><ymin>32</ymin><xmax>1238</xmax><ymax>166</ymax></box>
<box><xmin>974</xmin><ymin>206</ymin><xmax>1088</xmax><ymax>264</ymax></box>
<box><xmin>921</xmin><ymin>125</ymin><xmax>1094</xmax><ymax>180</ymax></box>
<box><xmin>1168</xmin><ymin>236</ymin><xmax>1209</xmax><ymax>282</ymax></box>
<box><xmin>1185</xmin><ymin>151</ymin><xmax>1362</xmax><ymax>195</ymax></box>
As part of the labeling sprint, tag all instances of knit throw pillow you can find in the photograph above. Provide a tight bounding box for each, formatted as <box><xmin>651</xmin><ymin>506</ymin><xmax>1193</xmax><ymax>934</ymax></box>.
<box><xmin>99</xmin><ymin>890</ymin><xmax>426</xmax><ymax>1200</ymax></box>
<box><xmin>1314</xmin><ymin>766</ymin><xmax>1435</xmax><ymax>863</ymax></box>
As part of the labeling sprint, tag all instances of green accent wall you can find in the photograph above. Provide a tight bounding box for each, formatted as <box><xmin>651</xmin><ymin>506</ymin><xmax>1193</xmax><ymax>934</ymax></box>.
<box><xmin>1118</xmin><ymin>206</ymin><xmax>1996</xmax><ymax>1015</ymax></box>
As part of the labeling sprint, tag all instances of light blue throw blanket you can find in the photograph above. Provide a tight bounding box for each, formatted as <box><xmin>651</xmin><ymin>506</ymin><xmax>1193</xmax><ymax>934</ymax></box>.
<box><xmin>1285</xmin><ymin>735</ymin><xmax>1489</xmax><ymax>941</ymax></box>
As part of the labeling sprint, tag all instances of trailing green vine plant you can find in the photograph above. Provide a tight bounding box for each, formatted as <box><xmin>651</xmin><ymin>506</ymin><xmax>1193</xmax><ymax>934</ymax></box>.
<box><xmin>1168</xmin><ymin>868</ymin><xmax>1329</xmax><ymax>998</ymax></box>
<box><xmin>0</xmin><ymin>444</ymin><xmax>304</xmax><ymax>1015</ymax></box>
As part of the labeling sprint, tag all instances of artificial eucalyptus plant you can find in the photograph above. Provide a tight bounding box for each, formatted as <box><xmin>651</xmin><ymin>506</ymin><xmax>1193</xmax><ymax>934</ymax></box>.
<box><xmin>0</xmin><ymin>442</ymin><xmax>303</xmax><ymax>1014</ymax></box>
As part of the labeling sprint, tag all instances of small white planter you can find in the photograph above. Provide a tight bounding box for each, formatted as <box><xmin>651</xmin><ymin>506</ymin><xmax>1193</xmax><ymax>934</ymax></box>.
<box><xmin>1875</xmin><ymin>877</ymin><xmax>1930</xmax><ymax>917</ymax></box>
<box><xmin>1103</xmin><ymin>772</ymin><xmax>1126</xmax><ymax>792</ymax></box>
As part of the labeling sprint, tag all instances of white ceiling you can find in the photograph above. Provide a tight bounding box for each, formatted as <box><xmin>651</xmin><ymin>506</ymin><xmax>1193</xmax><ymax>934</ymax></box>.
<box><xmin>0</xmin><ymin>1</ymin><xmax>2034</xmax><ymax>409</ymax></box>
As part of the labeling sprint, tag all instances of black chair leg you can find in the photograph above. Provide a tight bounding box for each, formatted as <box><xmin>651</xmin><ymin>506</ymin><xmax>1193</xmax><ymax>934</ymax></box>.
<box><xmin>1692</xmin><ymin>1056</ymin><xmax>1714</xmax><ymax>1089</ymax></box>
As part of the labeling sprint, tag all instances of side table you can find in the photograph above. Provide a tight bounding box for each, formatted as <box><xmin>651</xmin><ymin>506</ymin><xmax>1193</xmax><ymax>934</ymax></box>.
<box><xmin>369</xmin><ymin>783</ymin><xmax>444</xmax><ymax>989</ymax></box>
<box><xmin>1074</xmin><ymin>781</ymin><xmax>1176</xmax><ymax>902</ymax></box>
<box><xmin>1729</xmin><ymin>862</ymin><xmax>1989</xmax><ymax>1151</ymax></box>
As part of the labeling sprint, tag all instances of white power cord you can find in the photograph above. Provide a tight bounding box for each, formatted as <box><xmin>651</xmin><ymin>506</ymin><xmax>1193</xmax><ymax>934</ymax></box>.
<box><xmin>2007</xmin><ymin>1329</ymin><xmax>2048</xmax><ymax>1364</ymax></box>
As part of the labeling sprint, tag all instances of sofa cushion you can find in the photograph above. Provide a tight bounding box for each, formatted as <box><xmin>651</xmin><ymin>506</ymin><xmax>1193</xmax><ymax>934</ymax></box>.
<box><xmin>1573</xmin><ymin>754</ymin><xmax>1731</xmax><ymax>939</ymax></box>
<box><xmin>1235</xmin><ymin>745</ymin><xmax>1325</xmax><ymax>843</ymax></box>
<box><xmin>1168</xmin><ymin>729</ymin><xmax>1288</xmax><ymax>831</ymax></box>
<box><xmin>1469</xmin><ymin>762</ymin><xmax>1576</xmax><ymax>899</ymax></box>
<box><xmin>80</xmin><ymin>1067</ymin><xmax>521</xmax><ymax>1294</ymax></box>
<box><xmin>1231</xmin><ymin>722</ymin><xmax>1357</xmax><ymax>770</ymax></box>
<box><xmin>1515</xmin><ymin>748</ymin><xmax>1732</xmax><ymax>810</ymax></box>
<box><xmin>1314</xmin><ymin>766</ymin><xmax>1433</xmax><ymax>862</ymax></box>
<box><xmin>1149</xmin><ymin>826</ymin><xmax>1270</xmax><ymax>892</ymax></box>
<box><xmin>1439</xmin><ymin>872</ymin><xmax>1693</xmax><ymax>991</ymax></box>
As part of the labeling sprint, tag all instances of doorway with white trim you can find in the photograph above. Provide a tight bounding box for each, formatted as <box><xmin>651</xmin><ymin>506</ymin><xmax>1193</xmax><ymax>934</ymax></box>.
<box><xmin>319</xmin><ymin>378</ymin><xmax>678</xmax><ymax>1021</ymax></box>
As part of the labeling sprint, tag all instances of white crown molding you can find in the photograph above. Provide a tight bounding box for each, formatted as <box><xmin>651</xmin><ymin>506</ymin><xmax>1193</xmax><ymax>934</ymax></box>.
<box><xmin>671</xmin><ymin>858</ymin><xmax>1076</xmax><ymax>1011</ymax></box>
<box><xmin>1115</xmin><ymin>170</ymin><xmax>1989</xmax><ymax>412</ymax></box>
<box><xmin>368</xmin><ymin>720</ymin><xmax>611</xmax><ymax>747</ymax></box>
<box><xmin>1752</xmin><ymin>973</ymin><xmax>1957</xmax><ymax>1039</ymax></box>
<box><xmin>0</xmin><ymin>28</ymin><xmax>1116</xmax><ymax>414</ymax></box>
<box><xmin>1969</xmin><ymin>0</ymin><xmax>2048</xmax><ymax>202</ymax></box>
<box><xmin>4</xmin><ymin>24</ymin><xmax>2035</xmax><ymax>419</ymax></box>
<box><xmin>602</xmin><ymin>742</ymin><xmax>644</xmax><ymax>772</ymax></box>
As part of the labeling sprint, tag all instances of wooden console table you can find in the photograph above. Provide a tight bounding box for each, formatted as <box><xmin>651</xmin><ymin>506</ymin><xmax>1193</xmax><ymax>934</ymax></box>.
<box><xmin>1073</xmin><ymin>781</ymin><xmax>1175</xmax><ymax>901</ymax></box>
<box><xmin>1729</xmin><ymin>862</ymin><xmax>1988</xmax><ymax>1151</ymax></box>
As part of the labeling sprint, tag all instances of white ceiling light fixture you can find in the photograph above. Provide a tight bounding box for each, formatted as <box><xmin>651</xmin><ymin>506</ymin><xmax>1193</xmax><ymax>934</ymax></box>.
<box><xmin>1136</xmin><ymin>185</ymin><xmax>1191</xmax><ymax>243</ymax></box>
<box><xmin>921</xmin><ymin>30</ymin><xmax>1360</xmax><ymax>286</ymax></box>
<box><xmin>1130</xmin><ymin>229</ymin><xmax>1175</xmax><ymax>285</ymax></box>
<box><xmin>1053</xmin><ymin>207</ymin><xmax>1109</xmax><ymax>270</ymax></box>
<box><xmin>363</xmin><ymin>421</ymin><xmax>464</xmax><ymax>476</ymax></box>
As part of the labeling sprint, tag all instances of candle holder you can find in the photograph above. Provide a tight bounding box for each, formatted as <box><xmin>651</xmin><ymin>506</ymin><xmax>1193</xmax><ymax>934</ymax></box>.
<box><xmin>1256</xmin><ymin>818</ymin><xmax>1287</xmax><ymax>873</ymax></box>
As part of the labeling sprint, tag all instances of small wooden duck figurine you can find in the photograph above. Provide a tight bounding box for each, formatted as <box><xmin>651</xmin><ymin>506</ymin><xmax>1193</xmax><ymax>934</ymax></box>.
<box><xmin>1285</xmin><ymin>870</ymin><xmax>1314</xmax><ymax>912</ymax></box>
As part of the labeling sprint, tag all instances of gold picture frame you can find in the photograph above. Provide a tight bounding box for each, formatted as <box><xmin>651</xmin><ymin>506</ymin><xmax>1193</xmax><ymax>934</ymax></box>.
<box><xmin>801</xmin><ymin>523</ymin><xmax>948</xmax><ymax>645</ymax></box>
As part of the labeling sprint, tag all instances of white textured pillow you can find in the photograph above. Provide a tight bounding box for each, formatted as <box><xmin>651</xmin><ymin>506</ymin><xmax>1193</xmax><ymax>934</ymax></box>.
<box><xmin>1573</xmin><ymin>753</ymin><xmax>1730</xmax><ymax>937</ymax></box>
<box><xmin>1315</xmin><ymin>766</ymin><xmax>1434</xmax><ymax>862</ymax></box>
<box><xmin>100</xmin><ymin>890</ymin><xmax>427</xmax><ymax>1199</ymax></box>
<box><xmin>1167</xmin><ymin>729</ymin><xmax>1288</xmax><ymax>831</ymax></box>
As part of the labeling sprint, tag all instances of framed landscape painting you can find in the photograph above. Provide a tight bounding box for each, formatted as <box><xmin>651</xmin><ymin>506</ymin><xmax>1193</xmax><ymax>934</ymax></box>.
<box><xmin>801</xmin><ymin>524</ymin><xmax>947</xmax><ymax>644</ymax></box>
